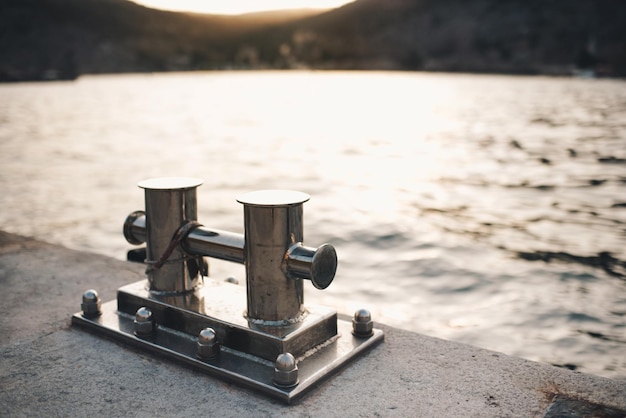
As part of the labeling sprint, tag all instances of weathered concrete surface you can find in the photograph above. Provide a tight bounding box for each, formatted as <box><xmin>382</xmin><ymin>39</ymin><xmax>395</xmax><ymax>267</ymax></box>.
<box><xmin>1</xmin><ymin>230</ymin><xmax>625</xmax><ymax>417</ymax></box>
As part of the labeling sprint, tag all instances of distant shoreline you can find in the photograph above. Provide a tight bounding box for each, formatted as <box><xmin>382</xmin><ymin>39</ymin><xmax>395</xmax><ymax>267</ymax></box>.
<box><xmin>3</xmin><ymin>66</ymin><xmax>623</xmax><ymax>84</ymax></box>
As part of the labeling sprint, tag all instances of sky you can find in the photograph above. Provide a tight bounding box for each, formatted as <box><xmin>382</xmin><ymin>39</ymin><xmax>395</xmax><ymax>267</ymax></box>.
<box><xmin>132</xmin><ymin>0</ymin><xmax>355</xmax><ymax>15</ymax></box>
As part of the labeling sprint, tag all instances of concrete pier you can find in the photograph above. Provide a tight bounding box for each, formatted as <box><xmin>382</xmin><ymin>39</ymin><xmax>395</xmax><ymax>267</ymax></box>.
<box><xmin>1</xmin><ymin>230</ymin><xmax>624</xmax><ymax>417</ymax></box>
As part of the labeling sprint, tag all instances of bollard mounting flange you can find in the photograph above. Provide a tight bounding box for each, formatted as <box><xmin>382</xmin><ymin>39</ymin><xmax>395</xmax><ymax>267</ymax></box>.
<box><xmin>72</xmin><ymin>279</ymin><xmax>383</xmax><ymax>403</ymax></box>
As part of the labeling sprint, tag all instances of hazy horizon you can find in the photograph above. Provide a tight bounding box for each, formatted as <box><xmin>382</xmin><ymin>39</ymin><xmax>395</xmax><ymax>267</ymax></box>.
<box><xmin>131</xmin><ymin>0</ymin><xmax>355</xmax><ymax>15</ymax></box>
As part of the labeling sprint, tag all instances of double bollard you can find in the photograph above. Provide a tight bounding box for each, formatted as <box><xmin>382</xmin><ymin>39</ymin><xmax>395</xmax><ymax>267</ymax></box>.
<box><xmin>123</xmin><ymin>178</ymin><xmax>337</xmax><ymax>324</ymax></box>
<box><xmin>73</xmin><ymin>178</ymin><xmax>383</xmax><ymax>403</ymax></box>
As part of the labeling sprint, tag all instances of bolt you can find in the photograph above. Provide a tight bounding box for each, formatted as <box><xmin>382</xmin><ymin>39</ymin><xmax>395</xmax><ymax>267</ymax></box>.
<box><xmin>352</xmin><ymin>308</ymin><xmax>374</xmax><ymax>338</ymax></box>
<box><xmin>134</xmin><ymin>307</ymin><xmax>155</xmax><ymax>336</ymax></box>
<box><xmin>273</xmin><ymin>353</ymin><xmax>299</xmax><ymax>388</ymax></box>
<box><xmin>81</xmin><ymin>289</ymin><xmax>102</xmax><ymax>318</ymax></box>
<box><xmin>197</xmin><ymin>328</ymin><xmax>220</xmax><ymax>359</ymax></box>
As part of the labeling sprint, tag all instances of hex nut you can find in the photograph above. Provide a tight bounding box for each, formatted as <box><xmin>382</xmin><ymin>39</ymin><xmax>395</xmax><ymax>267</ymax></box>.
<box><xmin>352</xmin><ymin>308</ymin><xmax>374</xmax><ymax>337</ymax></box>
<box><xmin>134</xmin><ymin>307</ymin><xmax>155</xmax><ymax>336</ymax></box>
<box><xmin>197</xmin><ymin>328</ymin><xmax>220</xmax><ymax>359</ymax></box>
<box><xmin>81</xmin><ymin>289</ymin><xmax>102</xmax><ymax>318</ymax></box>
<box><xmin>273</xmin><ymin>353</ymin><xmax>299</xmax><ymax>388</ymax></box>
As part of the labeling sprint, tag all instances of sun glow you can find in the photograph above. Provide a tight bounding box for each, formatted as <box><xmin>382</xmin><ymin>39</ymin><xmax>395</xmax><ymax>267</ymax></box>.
<box><xmin>132</xmin><ymin>0</ymin><xmax>355</xmax><ymax>15</ymax></box>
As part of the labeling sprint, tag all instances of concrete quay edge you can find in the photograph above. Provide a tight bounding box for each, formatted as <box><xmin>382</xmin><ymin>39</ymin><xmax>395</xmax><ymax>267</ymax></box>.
<box><xmin>0</xmin><ymin>230</ymin><xmax>624</xmax><ymax>417</ymax></box>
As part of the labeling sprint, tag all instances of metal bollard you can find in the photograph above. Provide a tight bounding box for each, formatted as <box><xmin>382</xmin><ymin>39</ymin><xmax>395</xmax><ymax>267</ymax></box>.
<box><xmin>124</xmin><ymin>184</ymin><xmax>337</xmax><ymax>322</ymax></box>
<box><xmin>76</xmin><ymin>177</ymin><xmax>383</xmax><ymax>404</ymax></box>
<box><xmin>135</xmin><ymin>177</ymin><xmax>202</xmax><ymax>293</ymax></box>
<box><xmin>237</xmin><ymin>190</ymin><xmax>334</xmax><ymax>323</ymax></box>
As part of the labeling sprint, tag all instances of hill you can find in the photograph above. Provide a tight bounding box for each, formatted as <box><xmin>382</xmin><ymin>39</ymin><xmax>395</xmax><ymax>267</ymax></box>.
<box><xmin>1</xmin><ymin>0</ymin><xmax>624</xmax><ymax>81</ymax></box>
<box><xmin>255</xmin><ymin>0</ymin><xmax>626</xmax><ymax>75</ymax></box>
<box><xmin>0</xmin><ymin>0</ymin><xmax>324</xmax><ymax>81</ymax></box>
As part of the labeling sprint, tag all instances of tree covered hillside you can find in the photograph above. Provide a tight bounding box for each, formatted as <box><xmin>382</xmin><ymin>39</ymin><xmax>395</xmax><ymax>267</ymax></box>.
<box><xmin>1</xmin><ymin>0</ymin><xmax>624</xmax><ymax>81</ymax></box>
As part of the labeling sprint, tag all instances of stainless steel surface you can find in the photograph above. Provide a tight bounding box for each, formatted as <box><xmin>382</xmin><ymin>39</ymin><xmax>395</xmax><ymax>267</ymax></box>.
<box><xmin>138</xmin><ymin>177</ymin><xmax>202</xmax><ymax>293</ymax></box>
<box><xmin>236</xmin><ymin>190</ymin><xmax>310</xmax><ymax>207</ymax></box>
<box><xmin>273</xmin><ymin>353</ymin><xmax>299</xmax><ymax>388</ymax></box>
<box><xmin>117</xmin><ymin>280</ymin><xmax>338</xmax><ymax>361</ymax></box>
<box><xmin>183</xmin><ymin>227</ymin><xmax>245</xmax><ymax>263</ymax></box>
<box><xmin>123</xmin><ymin>210</ymin><xmax>146</xmax><ymax>245</ymax></box>
<box><xmin>72</xmin><ymin>299</ymin><xmax>384</xmax><ymax>404</ymax></box>
<box><xmin>285</xmin><ymin>243</ymin><xmax>337</xmax><ymax>290</ymax></box>
<box><xmin>77</xmin><ymin>180</ymin><xmax>383</xmax><ymax>402</ymax></box>
<box><xmin>237</xmin><ymin>190</ymin><xmax>314</xmax><ymax>322</ymax></box>
<box><xmin>80</xmin><ymin>289</ymin><xmax>101</xmax><ymax>318</ymax></box>
<box><xmin>124</xmin><ymin>183</ymin><xmax>336</xmax><ymax>321</ymax></box>
<box><xmin>119</xmin><ymin>183</ymin><xmax>343</xmax><ymax>359</ymax></box>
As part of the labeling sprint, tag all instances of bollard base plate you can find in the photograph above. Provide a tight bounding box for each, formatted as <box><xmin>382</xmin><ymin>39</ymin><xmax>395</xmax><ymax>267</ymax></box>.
<box><xmin>72</xmin><ymin>279</ymin><xmax>383</xmax><ymax>404</ymax></box>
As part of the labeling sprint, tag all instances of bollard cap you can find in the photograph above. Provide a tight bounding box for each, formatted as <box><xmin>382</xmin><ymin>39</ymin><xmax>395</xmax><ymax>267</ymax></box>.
<box><xmin>138</xmin><ymin>177</ymin><xmax>203</xmax><ymax>191</ymax></box>
<box><xmin>237</xmin><ymin>190</ymin><xmax>310</xmax><ymax>207</ymax></box>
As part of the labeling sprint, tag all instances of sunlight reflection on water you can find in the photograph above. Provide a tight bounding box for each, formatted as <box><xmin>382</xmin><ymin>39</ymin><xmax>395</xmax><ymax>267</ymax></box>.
<box><xmin>0</xmin><ymin>71</ymin><xmax>625</xmax><ymax>378</ymax></box>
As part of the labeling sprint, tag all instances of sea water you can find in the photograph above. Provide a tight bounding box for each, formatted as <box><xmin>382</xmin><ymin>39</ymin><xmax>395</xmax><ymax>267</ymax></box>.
<box><xmin>1</xmin><ymin>71</ymin><xmax>624</xmax><ymax>379</ymax></box>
